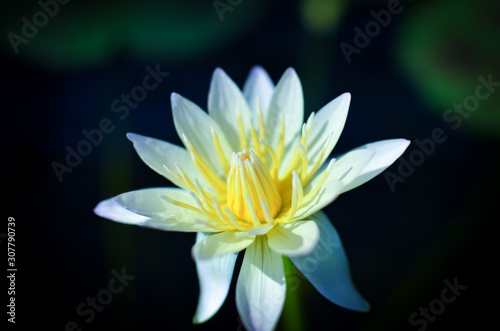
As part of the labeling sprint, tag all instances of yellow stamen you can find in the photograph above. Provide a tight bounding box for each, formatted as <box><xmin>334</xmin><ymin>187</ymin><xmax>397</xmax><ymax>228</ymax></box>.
<box><xmin>227</xmin><ymin>150</ymin><xmax>281</xmax><ymax>224</ymax></box>
<box><xmin>303</xmin><ymin>133</ymin><xmax>333</xmax><ymax>185</ymax></box>
<box><xmin>302</xmin><ymin>159</ymin><xmax>336</xmax><ymax>203</ymax></box>
<box><xmin>225</xmin><ymin>207</ymin><xmax>248</xmax><ymax>230</ymax></box>
<box><xmin>211</xmin><ymin>197</ymin><xmax>246</xmax><ymax>230</ymax></box>
<box><xmin>245</xmin><ymin>194</ymin><xmax>262</xmax><ymax>228</ymax></box>
<box><xmin>236</xmin><ymin>105</ymin><xmax>249</xmax><ymax>150</ymax></box>
<box><xmin>159</xmin><ymin>194</ymin><xmax>201</xmax><ymax>214</ymax></box>
<box><xmin>211</xmin><ymin>127</ymin><xmax>230</xmax><ymax>174</ymax></box>
<box><xmin>285</xmin><ymin>170</ymin><xmax>303</xmax><ymax>221</ymax></box>
<box><xmin>259</xmin><ymin>138</ymin><xmax>278</xmax><ymax>180</ymax></box>
<box><xmin>298</xmin><ymin>143</ymin><xmax>308</xmax><ymax>182</ymax></box>
<box><xmin>276</xmin><ymin>113</ymin><xmax>286</xmax><ymax>166</ymax></box>
<box><xmin>174</xmin><ymin>163</ymin><xmax>198</xmax><ymax>193</ymax></box>
<box><xmin>256</xmin><ymin>100</ymin><xmax>267</xmax><ymax>141</ymax></box>
<box><xmin>193</xmin><ymin>178</ymin><xmax>214</xmax><ymax>212</ymax></box>
<box><xmin>260</xmin><ymin>198</ymin><xmax>275</xmax><ymax>226</ymax></box>
<box><xmin>249</xmin><ymin>126</ymin><xmax>262</xmax><ymax>157</ymax></box>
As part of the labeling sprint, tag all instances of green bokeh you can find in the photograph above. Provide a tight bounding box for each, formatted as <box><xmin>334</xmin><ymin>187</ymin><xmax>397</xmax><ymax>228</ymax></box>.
<box><xmin>398</xmin><ymin>0</ymin><xmax>500</xmax><ymax>140</ymax></box>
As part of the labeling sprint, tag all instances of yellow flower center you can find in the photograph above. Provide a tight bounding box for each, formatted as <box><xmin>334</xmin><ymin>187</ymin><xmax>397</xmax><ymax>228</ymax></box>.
<box><xmin>227</xmin><ymin>149</ymin><xmax>282</xmax><ymax>224</ymax></box>
<box><xmin>161</xmin><ymin>107</ymin><xmax>338</xmax><ymax>232</ymax></box>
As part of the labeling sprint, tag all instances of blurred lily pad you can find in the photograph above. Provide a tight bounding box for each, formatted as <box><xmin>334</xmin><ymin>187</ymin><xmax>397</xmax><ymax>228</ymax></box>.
<box><xmin>2</xmin><ymin>0</ymin><xmax>267</xmax><ymax>72</ymax></box>
<box><xmin>398</xmin><ymin>0</ymin><xmax>500</xmax><ymax>140</ymax></box>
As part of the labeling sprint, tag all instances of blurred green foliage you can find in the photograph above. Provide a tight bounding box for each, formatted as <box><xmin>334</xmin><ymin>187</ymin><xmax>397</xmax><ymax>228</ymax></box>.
<box><xmin>2</xmin><ymin>0</ymin><xmax>267</xmax><ymax>72</ymax></box>
<box><xmin>300</xmin><ymin>0</ymin><xmax>346</xmax><ymax>34</ymax></box>
<box><xmin>398</xmin><ymin>0</ymin><xmax>500</xmax><ymax>140</ymax></box>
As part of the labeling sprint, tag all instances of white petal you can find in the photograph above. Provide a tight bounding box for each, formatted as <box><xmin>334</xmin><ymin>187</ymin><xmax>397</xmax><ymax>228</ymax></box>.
<box><xmin>126</xmin><ymin>133</ymin><xmax>211</xmax><ymax>191</ymax></box>
<box><xmin>193</xmin><ymin>232</ymin><xmax>237</xmax><ymax>324</ymax></box>
<box><xmin>94</xmin><ymin>198</ymin><xmax>151</xmax><ymax>224</ymax></box>
<box><xmin>305</xmin><ymin>93</ymin><xmax>351</xmax><ymax>171</ymax></box>
<box><xmin>328</xmin><ymin>149</ymin><xmax>375</xmax><ymax>186</ymax></box>
<box><xmin>267</xmin><ymin>220</ymin><xmax>320</xmax><ymax>257</ymax></box>
<box><xmin>243</xmin><ymin>65</ymin><xmax>274</xmax><ymax>116</ymax></box>
<box><xmin>192</xmin><ymin>230</ymin><xmax>256</xmax><ymax>259</ymax></box>
<box><xmin>266</xmin><ymin>68</ymin><xmax>304</xmax><ymax>176</ymax></box>
<box><xmin>290</xmin><ymin>211</ymin><xmax>370</xmax><ymax>312</ymax></box>
<box><xmin>236</xmin><ymin>236</ymin><xmax>286</xmax><ymax>331</ymax></box>
<box><xmin>114</xmin><ymin>187</ymin><xmax>188</xmax><ymax>216</ymax></box>
<box><xmin>344</xmin><ymin>139</ymin><xmax>411</xmax><ymax>192</ymax></box>
<box><xmin>208</xmin><ymin>68</ymin><xmax>252</xmax><ymax>151</ymax></box>
<box><xmin>113</xmin><ymin>188</ymin><xmax>219</xmax><ymax>232</ymax></box>
<box><xmin>171</xmin><ymin>93</ymin><xmax>231</xmax><ymax>176</ymax></box>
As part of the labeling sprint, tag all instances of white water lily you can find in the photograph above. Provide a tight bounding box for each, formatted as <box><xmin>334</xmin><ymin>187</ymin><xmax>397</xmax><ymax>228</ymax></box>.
<box><xmin>94</xmin><ymin>66</ymin><xmax>410</xmax><ymax>331</ymax></box>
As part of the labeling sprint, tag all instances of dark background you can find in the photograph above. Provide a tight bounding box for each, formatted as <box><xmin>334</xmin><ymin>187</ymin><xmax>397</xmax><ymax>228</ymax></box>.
<box><xmin>2</xmin><ymin>0</ymin><xmax>498</xmax><ymax>330</ymax></box>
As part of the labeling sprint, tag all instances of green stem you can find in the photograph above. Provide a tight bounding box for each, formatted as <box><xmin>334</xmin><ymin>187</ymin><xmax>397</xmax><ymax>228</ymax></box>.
<box><xmin>280</xmin><ymin>256</ymin><xmax>305</xmax><ymax>331</ymax></box>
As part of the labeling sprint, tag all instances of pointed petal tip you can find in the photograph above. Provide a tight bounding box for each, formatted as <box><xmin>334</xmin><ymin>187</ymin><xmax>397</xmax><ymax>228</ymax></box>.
<box><xmin>400</xmin><ymin>139</ymin><xmax>411</xmax><ymax>151</ymax></box>
<box><xmin>341</xmin><ymin>92</ymin><xmax>351</xmax><ymax>100</ymax></box>
<box><xmin>350</xmin><ymin>299</ymin><xmax>370</xmax><ymax>312</ymax></box>
<box><xmin>246</xmin><ymin>65</ymin><xmax>269</xmax><ymax>79</ymax></box>
<box><xmin>386</xmin><ymin>138</ymin><xmax>412</xmax><ymax>151</ymax></box>
<box><xmin>398</xmin><ymin>139</ymin><xmax>412</xmax><ymax>154</ymax></box>
<box><xmin>93</xmin><ymin>197</ymin><xmax>151</xmax><ymax>225</ymax></box>
<box><xmin>126</xmin><ymin>132</ymin><xmax>138</xmax><ymax>142</ymax></box>
<box><xmin>93</xmin><ymin>199</ymin><xmax>113</xmax><ymax>218</ymax></box>
<box><xmin>170</xmin><ymin>92</ymin><xmax>182</xmax><ymax>106</ymax></box>
<box><xmin>250</xmin><ymin>64</ymin><xmax>265</xmax><ymax>72</ymax></box>
<box><xmin>92</xmin><ymin>204</ymin><xmax>103</xmax><ymax>217</ymax></box>
<box><xmin>284</xmin><ymin>67</ymin><xmax>298</xmax><ymax>77</ymax></box>
<box><xmin>171</xmin><ymin>93</ymin><xmax>197</xmax><ymax>112</ymax></box>
<box><xmin>248</xmin><ymin>65</ymin><xmax>270</xmax><ymax>78</ymax></box>
<box><xmin>212</xmin><ymin>67</ymin><xmax>227</xmax><ymax>79</ymax></box>
<box><xmin>334</xmin><ymin>92</ymin><xmax>351</xmax><ymax>107</ymax></box>
<box><xmin>192</xmin><ymin>316</ymin><xmax>204</xmax><ymax>325</ymax></box>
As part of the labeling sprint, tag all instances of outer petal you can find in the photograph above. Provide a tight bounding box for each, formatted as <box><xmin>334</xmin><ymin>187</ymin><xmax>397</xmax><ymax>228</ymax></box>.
<box><xmin>94</xmin><ymin>198</ymin><xmax>151</xmax><ymax>224</ymax></box>
<box><xmin>192</xmin><ymin>230</ymin><xmax>256</xmax><ymax>260</ymax></box>
<box><xmin>126</xmin><ymin>133</ymin><xmax>211</xmax><ymax>191</ymax></box>
<box><xmin>305</xmin><ymin>93</ymin><xmax>351</xmax><ymax>172</ymax></box>
<box><xmin>171</xmin><ymin>93</ymin><xmax>231</xmax><ymax>176</ymax></box>
<box><xmin>290</xmin><ymin>211</ymin><xmax>370</xmax><ymax>312</ymax></box>
<box><xmin>208</xmin><ymin>68</ymin><xmax>252</xmax><ymax>151</ymax></box>
<box><xmin>243</xmin><ymin>65</ymin><xmax>274</xmax><ymax>116</ymax></box>
<box><xmin>193</xmin><ymin>232</ymin><xmax>237</xmax><ymax>324</ymax></box>
<box><xmin>266</xmin><ymin>68</ymin><xmax>304</xmax><ymax>176</ymax></box>
<box><xmin>344</xmin><ymin>139</ymin><xmax>411</xmax><ymax>192</ymax></box>
<box><xmin>327</xmin><ymin>149</ymin><xmax>375</xmax><ymax>186</ymax></box>
<box><xmin>236</xmin><ymin>236</ymin><xmax>286</xmax><ymax>331</ymax></box>
<box><xmin>267</xmin><ymin>220</ymin><xmax>320</xmax><ymax>257</ymax></box>
<box><xmin>112</xmin><ymin>188</ymin><xmax>219</xmax><ymax>232</ymax></box>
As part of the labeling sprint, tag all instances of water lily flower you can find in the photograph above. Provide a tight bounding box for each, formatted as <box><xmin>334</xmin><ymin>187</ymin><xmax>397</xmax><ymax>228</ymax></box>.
<box><xmin>94</xmin><ymin>66</ymin><xmax>410</xmax><ymax>331</ymax></box>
